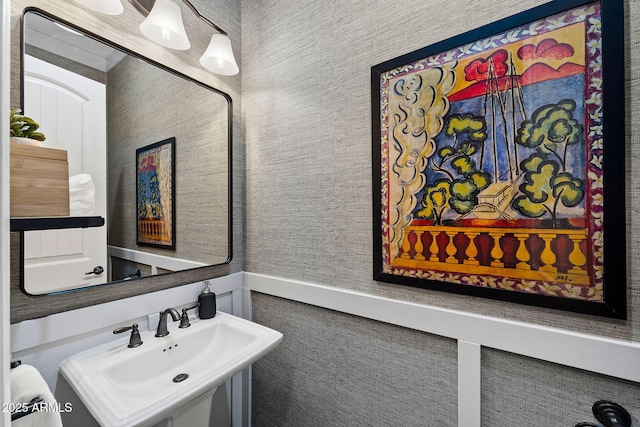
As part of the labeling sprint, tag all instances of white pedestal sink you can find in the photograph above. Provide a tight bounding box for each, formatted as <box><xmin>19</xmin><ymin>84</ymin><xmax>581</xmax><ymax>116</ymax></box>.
<box><xmin>59</xmin><ymin>312</ymin><xmax>283</xmax><ymax>426</ymax></box>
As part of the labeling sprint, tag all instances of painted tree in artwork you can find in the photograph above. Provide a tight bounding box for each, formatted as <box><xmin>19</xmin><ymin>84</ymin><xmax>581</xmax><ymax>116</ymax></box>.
<box><xmin>417</xmin><ymin>114</ymin><xmax>491</xmax><ymax>224</ymax></box>
<box><xmin>511</xmin><ymin>99</ymin><xmax>585</xmax><ymax>227</ymax></box>
<box><xmin>515</xmin><ymin>99</ymin><xmax>583</xmax><ymax>171</ymax></box>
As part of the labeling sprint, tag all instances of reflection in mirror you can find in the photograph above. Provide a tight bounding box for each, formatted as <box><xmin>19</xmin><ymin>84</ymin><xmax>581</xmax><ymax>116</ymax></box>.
<box><xmin>20</xmin><ymin>10</ymin><xmax>231</xmax><ymax>295</ymax></box>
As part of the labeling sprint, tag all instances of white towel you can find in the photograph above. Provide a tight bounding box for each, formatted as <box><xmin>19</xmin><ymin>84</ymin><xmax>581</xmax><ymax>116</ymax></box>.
<box><xmin>69</xmin><ymin>173</ymin><xmax>96</xmax><ymax>216</ymax></box>
<box><xmin>10</xmin><ymin>364</ymin><xmax>62</xmax><ymax>427</ymax></box>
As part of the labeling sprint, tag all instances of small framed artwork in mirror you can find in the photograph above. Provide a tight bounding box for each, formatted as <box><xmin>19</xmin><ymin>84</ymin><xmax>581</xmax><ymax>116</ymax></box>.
<box><xmin>136</xmin><ymin>137</ymin><xmax>176</xmax><ymax>249</ymax></box>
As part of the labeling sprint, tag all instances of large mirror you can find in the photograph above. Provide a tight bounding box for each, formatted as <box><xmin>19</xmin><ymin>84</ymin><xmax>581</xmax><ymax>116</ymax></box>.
<box><xmin>18</xmin><ymin>10</ymin><xmax>231</xmax><ymax>295</ymax></box>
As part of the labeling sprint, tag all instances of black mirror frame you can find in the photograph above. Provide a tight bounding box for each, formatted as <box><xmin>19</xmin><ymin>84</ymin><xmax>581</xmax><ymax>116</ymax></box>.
<box><xmin>16</xmin><ymin>7</ymin><xmax>233</xmax><ymax>297</ymax></box>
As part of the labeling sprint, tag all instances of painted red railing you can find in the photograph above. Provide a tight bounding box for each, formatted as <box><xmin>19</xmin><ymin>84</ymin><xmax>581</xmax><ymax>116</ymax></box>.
<box><xmin>394</xmin><ymin>225</ymin><xmax>590</xmax><ymax>285</ymax></box>
<box><xmin>138</xmin><ymin>219</ymin><xmax>171</xmax><ymax>243</ymax></box>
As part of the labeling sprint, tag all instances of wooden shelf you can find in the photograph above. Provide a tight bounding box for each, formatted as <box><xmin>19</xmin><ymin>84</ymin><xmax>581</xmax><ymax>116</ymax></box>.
<box><xmin>10</xmin><ymin>216</ymin><xmax>105</xmax><ymax>232</ymax></box>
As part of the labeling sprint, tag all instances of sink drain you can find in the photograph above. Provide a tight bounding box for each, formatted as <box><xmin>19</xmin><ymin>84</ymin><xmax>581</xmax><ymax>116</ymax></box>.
<box><xmin>173</xmin><ymin>373</ymin><xmax>189</xmax><ymax>383</ymax></box>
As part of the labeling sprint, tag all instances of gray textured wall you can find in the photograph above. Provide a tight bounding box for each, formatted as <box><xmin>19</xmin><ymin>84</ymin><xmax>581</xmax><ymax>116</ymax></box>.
<box><xmin>243</xmin><ymin>0</ymin><xmax>638</xmax><ymax>340</ymax></box>
<box><xmin>9</xmin><ymin>0</ymin><xmax>242</xmax><ymax>322</ymax></box>
<box><xmin>481</xmin><ymin>348</ymin><xmax>640</xmax><ymax>426</ymax></box>
<box><xmin>243</xmin><ymin>0</ymin><xmax>640</xmax><ymax>424</ymax></box>
<box><xmin>251</xmin><ymin>293</ymin><xmax>458</xmax><ymax>426</ymax></box>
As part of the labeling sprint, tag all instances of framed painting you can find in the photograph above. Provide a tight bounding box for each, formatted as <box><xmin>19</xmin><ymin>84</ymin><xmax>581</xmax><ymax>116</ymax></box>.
<box><xmin>136</xmin><ymin>137</ymin><xmax>176</xmax><ymax>249</ymax></box>
<box><xmin>372</xmin><ymin>0</ymin><xmax>626</xmax><ymax>317</ymax></box>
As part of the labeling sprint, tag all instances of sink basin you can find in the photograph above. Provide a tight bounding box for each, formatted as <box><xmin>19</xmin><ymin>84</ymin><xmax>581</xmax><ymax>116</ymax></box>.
<box><xmin>59</xmin><ymin>312</ymin><xmax>283</xmax><ymax>426</ymax></box>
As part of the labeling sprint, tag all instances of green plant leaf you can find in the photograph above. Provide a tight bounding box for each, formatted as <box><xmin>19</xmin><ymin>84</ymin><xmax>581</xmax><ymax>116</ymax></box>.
<box><xmin>9</xmin><ymin>108</ymin><xmax>45</xmax><ymax>141</ymax></box>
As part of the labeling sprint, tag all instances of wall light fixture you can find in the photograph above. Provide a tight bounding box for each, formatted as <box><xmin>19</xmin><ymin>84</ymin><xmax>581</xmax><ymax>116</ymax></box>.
<box><xmin>138</xmin><ymin>0</ymin><xmax>191</xmax><ymax>50</ymax></box>
<box><xmin>73</xmin><ymin>0</ymin><xmax>239</xmax><ymax>76</ymax></box>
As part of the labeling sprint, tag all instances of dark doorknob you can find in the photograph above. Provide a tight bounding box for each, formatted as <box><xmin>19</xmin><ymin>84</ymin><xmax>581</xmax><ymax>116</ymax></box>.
<box><xmin>85</xmin><ymin>266</ymin><xmax>104</xmax><ymax>275</ymax></box>
<box><xmin>593</xmin><ymin>401</ymin><xmax>632</xmax><ymax>427</ymax></box>
<box><xmin>576</xmin><ymin>401</ymin><xmax>632</xmax><ymax>427</ymax></box>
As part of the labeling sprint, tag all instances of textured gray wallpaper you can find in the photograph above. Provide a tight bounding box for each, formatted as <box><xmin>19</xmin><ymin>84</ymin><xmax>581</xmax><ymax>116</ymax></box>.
<box><xmin>251</xmin><ymin>293</ymin><xmax>458</xmax><ymax>426</ymax></box>
<box><xmin>481</xmin><ymin>348</ymin><xmax>640</xmax><ymax>426</ymax></box>
<box><xmin>242</xmin><ymin>0</ymin><xmax>639</xmax><ymax>339</ymax></box>
<box><xmin>243</xmin><ymin>0</ymin><xmax>640</xmax><ymax>424</ymax></box>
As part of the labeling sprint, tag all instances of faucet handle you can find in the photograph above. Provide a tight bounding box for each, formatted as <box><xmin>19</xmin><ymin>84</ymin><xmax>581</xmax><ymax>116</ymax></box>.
<box><xmin>113</xmin><ymin>323</ymin><xmax>143</xmax><ymax>348</ymax></box>
<box><xmin>179</xmin><ymin>303</ymin><xmax>199</xmax><ymax>328</ymax></box>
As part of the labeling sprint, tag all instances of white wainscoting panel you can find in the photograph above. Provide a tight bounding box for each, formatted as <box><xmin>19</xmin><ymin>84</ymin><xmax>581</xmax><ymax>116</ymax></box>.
<box><xmin>244</xmin><ymin>272</ymin><xmax>640</xmax><ymax>426</ymax></box>
<box><xmin>108</xmin><ymin>245</ymin><xmax>208</xmax><ymax>276</ymax></box>
<box><xmin>458</xmin><ymin>341</ymin><xmax>481</xmax><ymax>427</ymax></box>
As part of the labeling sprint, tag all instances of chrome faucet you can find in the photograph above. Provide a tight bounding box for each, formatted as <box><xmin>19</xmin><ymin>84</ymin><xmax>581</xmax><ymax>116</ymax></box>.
<box><xmin>155</xmin><ymin>308</ymin><xmax>181</xmax><ymax>337</ymax></box>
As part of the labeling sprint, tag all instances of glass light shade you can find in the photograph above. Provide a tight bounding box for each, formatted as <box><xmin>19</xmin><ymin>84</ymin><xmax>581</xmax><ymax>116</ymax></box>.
<box><xmin>199</xmin><ymin>34</ymin><xmax>239</xmax><ymax>76</ymax></box>
<box><xmin>139</xmin><ymin>0</ymin><xmax>190</xmax><ymax>50</ymax></box>
<box><xmin>73</xmin><ymin>0</ymin><xmax>124</xmax><ymax>15</ymax></box>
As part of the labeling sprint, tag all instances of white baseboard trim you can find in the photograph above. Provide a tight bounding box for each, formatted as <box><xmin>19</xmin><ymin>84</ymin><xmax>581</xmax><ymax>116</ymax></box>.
<box><xmin>244</xmin><ymin>272</ymin><xmax>640</xmax><ymax>383</ymax></box>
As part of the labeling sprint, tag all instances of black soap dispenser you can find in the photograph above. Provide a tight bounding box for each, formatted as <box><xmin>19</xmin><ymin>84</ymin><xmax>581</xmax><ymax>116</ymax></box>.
<box><xmin>198</xmin><ymin>280</ymin><xmax>217</xmax><ymax>319</ymax></box>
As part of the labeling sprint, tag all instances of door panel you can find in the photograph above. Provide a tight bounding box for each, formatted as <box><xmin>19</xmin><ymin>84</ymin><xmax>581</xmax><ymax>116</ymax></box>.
<box><xmin>22</xmin><ymin>55</ymin><xmax>107</xmax><ymax>293</ymax></box>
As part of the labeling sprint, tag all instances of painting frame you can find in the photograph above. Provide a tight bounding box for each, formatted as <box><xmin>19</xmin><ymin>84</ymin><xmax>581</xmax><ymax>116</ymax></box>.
<box><xmin>371</xmin><ymin>0</ymin><xmax>626</xmax><ymax>318</ymax></box>
<box><xmin>136</xmin><ymin>137</ymin><xmax>176</xmax><ymax>250</ymax></box>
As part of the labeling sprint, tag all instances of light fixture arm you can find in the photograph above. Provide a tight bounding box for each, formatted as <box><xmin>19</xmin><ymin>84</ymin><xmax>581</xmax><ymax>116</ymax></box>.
<box><xmin>130</xmin><ymin>0</ymin><xmax>227</xmax><ymax>35</ymax></box>
<box><xmin>179</xmin><ymin>0</ymin><xmax>227</xmax><ymax>36</ymax></box>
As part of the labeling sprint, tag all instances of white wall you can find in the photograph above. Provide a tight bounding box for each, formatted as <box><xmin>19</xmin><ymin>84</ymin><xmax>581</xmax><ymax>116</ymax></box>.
<box><xmin>1</xmin><ymin>0</ymin><xmax>11</xmax><ymax>424</ymax></box>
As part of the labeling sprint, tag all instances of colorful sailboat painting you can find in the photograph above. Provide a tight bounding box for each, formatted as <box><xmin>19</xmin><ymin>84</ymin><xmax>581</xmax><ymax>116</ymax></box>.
<box><xmin>136</xmin><ymin>137</ymin><xmax>176</xmax><ymax>249</ymax></box>
<box><xmin>372</xmin><ymin>0</ymin><xmax>626</xmax><ymax>317</ymax></box>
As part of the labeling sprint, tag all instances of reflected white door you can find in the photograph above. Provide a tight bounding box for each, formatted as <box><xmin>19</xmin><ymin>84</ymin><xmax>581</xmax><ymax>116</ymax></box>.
<box><xmin>22</xmin><ymin>55</ymin><xmax>107</xmax><ymax>293</ymax></box>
